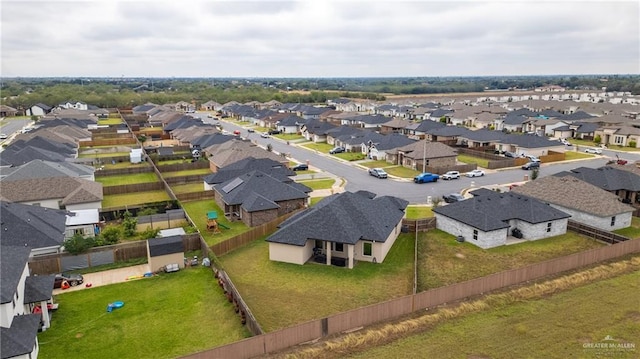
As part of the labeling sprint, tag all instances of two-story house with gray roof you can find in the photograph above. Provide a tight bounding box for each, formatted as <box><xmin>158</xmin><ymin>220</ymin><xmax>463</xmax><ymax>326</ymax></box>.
<box><xmin>266</xmin><ymin>191</ymin><xmax>408</xmax><ymax>268</ymax></box>
<box><xmin>433</xmin><ymin>189</ymin><xmax>570</xmax><ymax>249</ymax></box>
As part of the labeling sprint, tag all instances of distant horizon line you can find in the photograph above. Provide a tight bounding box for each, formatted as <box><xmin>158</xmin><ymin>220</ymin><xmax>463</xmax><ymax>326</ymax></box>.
<box><xmin>2</xmin><ymin>74</ymin><xmax>638</xmax><ymax>80</ymax></box>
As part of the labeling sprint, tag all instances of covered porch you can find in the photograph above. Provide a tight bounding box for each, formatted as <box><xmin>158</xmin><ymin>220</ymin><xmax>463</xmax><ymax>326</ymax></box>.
<box><xmin>309</xmin><ymin>240</ymin><xmax>355</xmax><ymax>269</ymax></box>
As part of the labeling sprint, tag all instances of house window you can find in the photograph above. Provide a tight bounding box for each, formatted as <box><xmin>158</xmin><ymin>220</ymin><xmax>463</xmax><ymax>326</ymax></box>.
<box><xmin>333</xmin><ymin>243</ymin><xmax>344</xmax><ymax>252</ymax></box>
<box><xmin>547</xmin><ymin>222</ymin><xmax>552</xmax><ymax>233</ymax></box>
<box><xmin>363</xmin><ymin>242</ymin><xmax>372</xmax><ymax>256</ymax></box>
<box><xmin>473</xmin><ymin>229</ymin><xmax>478</xmax><ymax>240</ymax></box>
<box><xmin>614</xmin><ymin>136</ymin><xmax>624</xmax><ymax>145</ymax></box>
<box><xmin>611</xmin><ymin>216</ymin><xmax>616</xmax><ymax>226</ymax></box>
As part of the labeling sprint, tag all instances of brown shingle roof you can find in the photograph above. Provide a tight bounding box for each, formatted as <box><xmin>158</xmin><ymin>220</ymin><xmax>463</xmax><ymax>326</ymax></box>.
<box><xmin>0</xmin><ymin>177</ymin><xmax>103</xmax><ymax>204</ymax></box>
<box><xmin>511</xmin><ymin>175</ymin><xmax>633</xmax><ymax>217</ymax></box>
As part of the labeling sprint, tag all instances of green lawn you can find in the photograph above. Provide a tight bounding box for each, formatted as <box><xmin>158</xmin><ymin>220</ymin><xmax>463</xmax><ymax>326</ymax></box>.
<box><xmin>219</xmin><ymin>235</ymin><xmax>415</xmax><ymax>331</ymax></box>
<box><xmin>180</xmin><ymin>199</ymin><xmax>250</xmax><ymax>246</ymax></box>
<box><xmin>383</xmin><ymin>165</ymin><xmax>421</xmax><ymax>178</ymax></box>
<box><xmin>274</xmin><ymin>133</ymin><xmax>304</xmax><ymax>141</ymax></box>
<box><xmin>360</xmin><ymin>160</ymin><xmax>393</xmax><ymax>169</ymax></box>
<box><xmin>405</xmin><ymin>205</ymin><xmax>434</xmax><ymax>219</ymax></box>
<box><xmin>156</xmin><ymin>159</ymin><xmax>196</xmax><ymax>165</ymax></box>
<box><xmin>38</xmin><ymin>267</ymin><xmax>250</xmax><ymax>359</ymax></box>
<box><xmin>335</xmin><ymin>152</ymin><xmax>366</xmax><ymax>161</ymax></box>
<box><xmin>171</xmin><ymin>183</ymin><xmax>205</xmax><ymax>194</ymax></box>
<box><xmin>97</xmin><ymin>162</ymin><xmax>151</xmax><ymax>170</ymax></box>
<box><xmin>97</xmin><ymin>118</ymin><xmax>123</xmax><ymax>125</ymax></box>
<box><xmin>102</xmin><ymin>191</ymin><xmax>170</xmax><ymax>208</ymax></box>
<box><xmin>79</xmin><ymin>152</ymin><xmax>131</xmax><ymax>158</ymax></box>
<box><xmin>564</xmin><ymin>151</ymin><xmax>594</xmax><ymax>160</ymax></box>
<box><xmin>302</xmin><ymin>142</ymin><xmax>334</xmax><ymax>153</ymax></box>
<box><xmin>96</xmin><ymin>173</ymin><xmax>159</xmax><ymax>186</ymax></box>
<box><xmin>613</xmin><ymin>216</ymin><xmax>640</xmax><ymax>239</ymax></box>
<box><xmin>161</xmin><ymin>168</ymin><xmax>212</xmax><ymax>177</ymax></box>
<box><xmin>417</xmin><ymin>230</ymin><xmax>605</xmax><ymax>291</ymax></box>
<box><xmin>297</xmin><ymin>179</ymin><xmax>335</xmax><ymax>190</ymax></box>
<box><xmin>349</xmin><ymin>270</ymin><xmax>640</xmax><ymax>359</ymax></box>
<box><xmin>309</xmin><ymin>197</ymin><xmax>326</xmax><ymax>206</ymax></box>
<box><xmin>457</xmin><ymin>154</ymin><xmax>489</xmax><ymax>168</ymax></box>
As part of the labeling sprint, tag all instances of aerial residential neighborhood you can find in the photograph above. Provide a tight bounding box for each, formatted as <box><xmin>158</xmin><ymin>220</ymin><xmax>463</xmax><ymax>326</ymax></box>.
<box><xmin>1</xmin><ymin>81</ymin><xmax>639</xmax><ymax>358</ymax></box>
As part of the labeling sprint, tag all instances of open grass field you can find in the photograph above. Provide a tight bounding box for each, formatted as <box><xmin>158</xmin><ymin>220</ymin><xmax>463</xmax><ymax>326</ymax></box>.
<box><xmin>161</xmin><ymin>168</ymin><xmax>212</xmax><ymax>177</ymax></box>
<box><xmin>297</xmin><ymin>179</ymin><xmax>335</xmax><ymax>190</ymax></box>
<box><xmin>300</xmin><ymin>257</ymin><xmax>640</xmax><ymax>359</ymax></box>
<box><xmin>180</xmin><ymin>199</ymin><xmax>249</xmax><ymax>246</ymax></box>
<box><xmin>38</xmin><ymin>267</ymin><xmax>250</xmax><ymax>359</ymax></box>
<box><xmin>96</xmin><ymin>172</ymin><xmax>159</xmax><ymax>186</ymax></box>
<box><xmin>219</xmin><ymin>235</ymin><xmax>415</xmax><ymax>331</ymax></box>
<box><xmin>102</xmin><ymin>191</ymin><xmax>170</xmax><ymax>208</ymax></box>
<box><xmin>417</xmin><ymin>229</ymin><xmax>605</xmax><ymax>290</ymax></box>
<box><xmin>457</xmin><ymin>153</ymin><xmax>489</xmax><ymax>168</ymax></box>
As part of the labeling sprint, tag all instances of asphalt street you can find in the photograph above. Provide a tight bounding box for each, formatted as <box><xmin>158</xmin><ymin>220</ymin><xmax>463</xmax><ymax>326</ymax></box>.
<box><xmin>197</xmin><ymin>114</ymin><xmax>638</xmax><ymax>204</ymax></box>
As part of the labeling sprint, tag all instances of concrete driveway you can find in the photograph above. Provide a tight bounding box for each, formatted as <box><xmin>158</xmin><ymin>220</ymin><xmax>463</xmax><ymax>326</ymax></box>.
<box><xmin>53</xmin><ymin>264</ymin><xmax>152</xmax><ymax>295</ymax></box>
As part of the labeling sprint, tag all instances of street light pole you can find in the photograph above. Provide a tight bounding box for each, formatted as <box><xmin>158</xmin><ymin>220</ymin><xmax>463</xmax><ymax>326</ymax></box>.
<box><xmin>422</xmin><ymin>140</ymin><xmax>426</xmax><ymax>173</ymax></box>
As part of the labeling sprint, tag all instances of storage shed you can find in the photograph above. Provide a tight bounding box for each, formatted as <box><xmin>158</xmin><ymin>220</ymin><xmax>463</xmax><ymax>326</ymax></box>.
<box><xmin>147</xmin><ymin>235</ymin><xmax>184</xmax><ymax>272</ymax></box>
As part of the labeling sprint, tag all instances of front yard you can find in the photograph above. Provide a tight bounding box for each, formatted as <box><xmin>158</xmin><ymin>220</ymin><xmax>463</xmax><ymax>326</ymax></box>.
<box><xmin>296</xmin><ymin>178</ymin><xmax>335</xmax><ymax>190</ymax></box>
<box><xmin>38</xmin><ymin>267</ymin><xmax>250</xmax><ymax>359</ymax></box>
<box><xmin>383</xmin><ymin>165</ymin><xmax>421</xmax><ymax>178</ymax></box>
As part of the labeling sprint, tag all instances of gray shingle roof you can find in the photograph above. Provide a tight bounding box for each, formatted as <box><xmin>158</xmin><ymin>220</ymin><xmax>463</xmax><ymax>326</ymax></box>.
<box><xmin>0</xmin><ymin>314</ymin><xmax>41</xmax><ymax>359</ymax></box>
<box><xmin>267</xmin><ymin>191</ymin><xmax>408</xmax><ymax>246</ymax></box>
<box><xmin>203</xmin><ymin>157</ymin><xmax>295</xmax><ymax>185</ymax></box>
<box><xmin>558</xmin><ymin>166</ymin><xmax>640</xmax><ymax>192</ymax></box>
<box><xmin>433</xmin><ymin>190</ymin><xmax>570</xmax><ymax>232</ymax></box>
<box><xmin>511</xmin><ymin>175</ymin><xmax>634</xmax><ymax>217</ymax></box>
<box><xmin>0</xmin><ymin>201</ymin><xmax>67</xmax><ymax>250</ymax></box>
<box><xmin>24</xmin><ymin>275</ymin><xmax>55</xmax><ymax>303</ymax></box>
<box><xmin>1</xmin><ymin>244</ymin><xmax>31</xmax><ymax>304</ymax></box>
<box><xmin>0</xmin><ymin>159</ymin><xmax>94</xmax><ymax>181</ymax></box>
<box><xmin>148</xmin><ymin>235</ymin><xmax>184</xmax><ymax>257</ymax></box>
<box><xmin>0</xmin><ymin>177</ymin><xmax>103</xmax><ymax>205</ymax></box>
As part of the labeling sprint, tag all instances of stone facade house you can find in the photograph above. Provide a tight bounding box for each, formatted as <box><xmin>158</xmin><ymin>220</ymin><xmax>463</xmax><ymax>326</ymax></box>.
<box><xmin>387</xmin><ymin>140</ymin><xmax>457</xmax><ymax>170</ymax></box>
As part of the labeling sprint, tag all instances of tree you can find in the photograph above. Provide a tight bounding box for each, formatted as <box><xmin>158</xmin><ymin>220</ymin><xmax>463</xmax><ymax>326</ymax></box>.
<box><xmin>62</xmin><ymin>234</ymin><xmax>95</xmax><ymax>255</ymax></box>
<box><xmin>121</xmin><ymin>211</ymin><xmax>137</xmax><ymax>237</ymax></box>
<box><xmin>100</xmin><ymin>225</ymin><xmax>122</xmax><ymax>245</ymax></box>
<box><xmin>531</xmin><ymin>167</ymin><xmax>540</xmax><ymax>180</ymax></box>
<box><xmin>594</xmin><ymin>135</ymin><xmax>602</xmax><ymax>145</ymax></box>
<box><xmin>266</xmin><ymin>143</ymin><xmax>273</xmax><ymax>152</ymax></box>
<box><xmin>431</xmin><ymin>197</ymin><xmax>443</xmax><ymax>208</ymax></box>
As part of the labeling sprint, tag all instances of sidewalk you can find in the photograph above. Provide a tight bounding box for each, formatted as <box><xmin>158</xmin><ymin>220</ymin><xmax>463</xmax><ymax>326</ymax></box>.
<box><xmin>52</xmin><ymin>264</ymin><xmax>151</xmax><ymax>295</ymax></box>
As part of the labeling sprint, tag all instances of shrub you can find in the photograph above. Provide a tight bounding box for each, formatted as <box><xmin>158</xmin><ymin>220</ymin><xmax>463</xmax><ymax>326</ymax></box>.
<box><xmin>63</xmin><ymin>234</ymin><xmax>96</xmax><ymax>255</ymax></box>
<box><xmin>594</xmin><ymin>135</ymin><xmax>602</xmax><ymax>145</ymax></box>
<box><xmin>140</xmin><ymin>227</ymin><xmax>160</xmax><ymax>240</ymax></box>
<box><xmin>122</xmin><ymin>210</ymin><xmax>137</xmax><ymax>237</ymax></box>
<box><xmin>629</xmin><ymin>141</ymin><xmax>636</xmax><ymax>148</ymax></box>
<box><xmin>100</xmin><ymin>225</ymin><xmax>122</xmax><ymax>245</ymax></box>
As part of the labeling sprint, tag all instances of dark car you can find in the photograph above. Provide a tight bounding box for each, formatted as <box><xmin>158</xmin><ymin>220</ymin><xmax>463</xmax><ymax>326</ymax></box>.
<box><xmin>368</xmin><ymin>168</ymin><xmax>388</xmax><ymax>179</ymax></box>
<box><xmin>247</xmin><ymin>128</ymin><xmax>255</xmax><ymax>133</ymax></box>
<box><xmin>521</xmin><ymin>161</ymin><xmax>540</xmax><ymax>170</ymax></box>
<box><xmin>267</xmin><ymin>129</ymin><xmax>281</xmax><ymax>135</ymax></box>
<box><xmin>414</xmin><ymin>172</ymin><xmax>439</xmax><ymax>183</ymax></box>
<box><xmin>329</xmin><ymin>146</ymin><xmax>345</xmax><ymax>154</ymax></box>
<box><xmin>292</xmin><ymin>163</ymin><xmax>309</xmax><ymax>171</ymax></box>
<box><xmin>442</xmin><ymin>193</ymin><xmax>465</xmax><ymax>203</ymax></box>
<box><xmin>53</xmin><ymin>273</ymin><xmax>84</xmax><ymax>288</ymax></box>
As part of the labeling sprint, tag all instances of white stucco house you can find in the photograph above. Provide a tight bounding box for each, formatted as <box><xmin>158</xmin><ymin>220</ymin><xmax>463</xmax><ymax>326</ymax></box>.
<box><xmin>433</xmin><ymin>188</ymin><xmax>571</xmax><ymax>249</ymax></box>
<box><xmin>266</xmin><ymin>191</ymin><xmax>409</xmax><ymax>269</ymax></box>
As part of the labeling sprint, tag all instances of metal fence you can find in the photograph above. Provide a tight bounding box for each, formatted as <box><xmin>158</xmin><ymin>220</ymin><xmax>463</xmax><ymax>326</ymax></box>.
<box><xmin>181</xmin><ymin>238</ymin><xmax>640</xmax><ymax>359</ymax></box>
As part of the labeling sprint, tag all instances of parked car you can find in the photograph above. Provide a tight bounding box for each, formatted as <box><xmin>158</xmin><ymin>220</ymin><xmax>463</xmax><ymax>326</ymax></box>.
<box><xmin>233</xmin><ymin>130</ymin><xmax>241</xmax><ymax>136</ymax></box>
<box><xmin>441</xmin><ymin>171</ymin><xmax>460</xmax><ymax>180</ymax></box>
<box><xmin>267</xmin><ymin>129</ymin><xmax>281</xmax><ymax>135</ymax></box>
<box><xmin>414</xmin><ymin>172</ymin><xmax>439</xmax><ymax>183</ymax></box>
<box><xmin>260</xmin><ymin>132</ymin><xmax>270</xmax><ymax>138</ymax></box>
<box><xmin>0</xmin><ymin>133</ymin><xmax>7</xmax><ymax>140</ymax></box>
<box><xmin>368</xmin><ymin>168</ymin><xmax>388</xmax><ymax>179</ymax></box>
<box><xmin>504</xmin><ymin>152</ymin><xmax>518</xmax><ymax>158</ymax></box>
<box><xmin>522</xmin><ymin>161</ymin><xmax>540</xmax><ymax>170</ymax></box>
<box><xmin>525</xmin><ymin>155</ymin><xmax>541</xmax><ymax>163</ymax></box>
<box><xmin>247</xmin><ymin>128</ymin><xmax>255</xmax><ymax>133</ymax></box>
<box><xmin>465</xmin><ymin>169</ymin><xmax>485</xmax><ymax>177</ymax></box>
<box><xmin>584</xmin><ymin>148</ymin><xmax>602</xmax><ymax>154</ymax></box>
<box><xmin>292</xmin><ymin>163</ymin><xmax>309</xmax><ymax>171</ymax></box>
<box><xmin>329</xmin><ymin>146</ymin><xmax>345</xmax><ymax>154</ymax></box>
<box><xmin>560</xmin><ymin>138</ymin><xmax>573</xmax><ymax>146</ymax></box>
<box><xmin>442</xmin><ymin>193</ymin><xmax>465</xmax><ymax>203</ymax></box>
<box><xmin>53</xmin><ymin>273</ymin><xmax>84</xmax><ymax>288</ymax></box>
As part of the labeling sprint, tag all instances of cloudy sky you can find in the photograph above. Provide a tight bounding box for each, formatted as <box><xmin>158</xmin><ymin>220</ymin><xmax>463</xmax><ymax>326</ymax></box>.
<box><xmin>2</xmin><ymin>0</ymin><xmax>638</xmax><ymax>78</ymax></box>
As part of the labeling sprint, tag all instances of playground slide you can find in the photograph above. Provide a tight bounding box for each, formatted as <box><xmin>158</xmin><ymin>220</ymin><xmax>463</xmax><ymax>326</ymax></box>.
<box><xmin>218</xmin><ymin>222</ymin><xmax>230</xmax><ymax>229</ymax></box>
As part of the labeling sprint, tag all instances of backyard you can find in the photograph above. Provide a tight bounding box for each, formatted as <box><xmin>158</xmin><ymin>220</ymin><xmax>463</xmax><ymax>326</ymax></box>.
<box><xmin>457</xmin><ymin>153</ymin><xmax>489</xmax><ymax>168</ymax></box>
<box><xmin>219</xmin><ymin>235</ymin><xmax>415</xmax><ymax>331</ymax></box>
<box><xmin>417</xmin><ymin>229</ymin><xmax>605</xmax><ymax>290</ymax></box>
<box><xmin>180</xmin><ymin>199</ymin><xmax>249</xmax><ymax>246</ymax></box>
<box><xmin>102</xmin><ymin>191</ymin><xmax>171</xmax><ymax>208</ymax></box>
<box><xmin>38</xmin><ymin>267</ymin><xmax>250</xmax><ymax>359</ymax></box>
<box><xmin>96</xmin><ymin>172</ymin><xmax>159</xmax><ymax>186</ymax></box>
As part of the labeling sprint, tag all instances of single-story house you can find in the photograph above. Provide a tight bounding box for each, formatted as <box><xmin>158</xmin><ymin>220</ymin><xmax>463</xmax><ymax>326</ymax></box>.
<box><xmin>266</xmin><ymin>191</ymin><xmax>409</xmax><ymax>269</ymax></box>
<box><xmin>511</xmin><ymin>175</ymin><xmax>634</xmax><ymax>231</ymax></box>
<box><xmin>433</xmin><ymin>189</ymin><xmax>571</xmax><ymax>249</ymax></box>
<box><xmin>387</xmin><ymin>140</ymin><xmax>458</xmax><ymax>170</ymax></box>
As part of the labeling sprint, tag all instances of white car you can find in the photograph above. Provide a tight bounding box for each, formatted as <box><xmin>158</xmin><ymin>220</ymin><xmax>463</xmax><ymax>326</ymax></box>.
<box><xmin>260</xmin><ymin>132</ymin><xmax>270</xmax><ymax>138</ymax></box>
<box><xmin>584</xmin><ymin>148</ymin><xmax>602</xmax><ymax>154</ymax></box>
<box><xmin>441</xmin><ymin>171</ymin><xmax>460</xmax><ymax>180</ymax></box>
<box><xmin>0</xmin><ymin>133</ymin><xmax>7</xmax><ymax>140</ymax></box>
<box><xmin>466</xmin><ymin>169</ymin><xmax>485</xmax><ymax>177</ymax></box>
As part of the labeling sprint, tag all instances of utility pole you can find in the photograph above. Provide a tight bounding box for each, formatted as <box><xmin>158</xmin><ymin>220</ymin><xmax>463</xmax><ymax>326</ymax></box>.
<box><xmin>422</xmin><ymin>140</ymin><xmax>426</xmax><ymax>173</ymax></box>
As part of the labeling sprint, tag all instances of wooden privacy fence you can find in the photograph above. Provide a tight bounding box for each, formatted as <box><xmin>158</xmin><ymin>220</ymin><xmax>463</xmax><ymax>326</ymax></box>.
<box><xmin>176</xmin><ymin>191</ymin><xmax>215</xmax><ymax>202</ymax></box>
<box><xmin>425</xmin><ymin>163</ymin><xmax>476</xmax><ymax>175</ymax></box>
<box><xmin>567</xmin><ymin>220</ymin><xmax>630</xmax><ymax>244</ymax></box>
<box><xmin>210</xmin><ymin>211</ymin><xmax>300</xmax><ymax>256</ymax></box>
<box><xmin>182</xmin><ymin>239</ymin><xmax>640</xmax><ymax>359</ymax></box>
<box><xmin>80</xmin><ymin>137</ymin><xmax>137</xmax><ymax>146</ymax></box>
<box><xmin>102</xmin><ymin>182</ymin><xmax>164</xmax><ymax>195</ymax></box>
<box><xmin>165</xmin><ymin>174</ymin><xmax>209</xmax><ymax>185</ymax></box>
<box><xmin>216</xmin><ymin>270</ymin><xmax>263</xmax><ymax>336</ymax></box>
<box><xmin>402</xmin><ymin>218</ymin><xmax>436</xmax><ymax>232</ymax></box>
<box><xmin>157</xmin><ymin>161</ymin><xmax>210</xmax><ymax>173</ymax></box>
<box><xmin>95</xmin><ymin>166</ymin><xmax>154</xmax><ymax>177</ymax></box>
<box><xmin>28</xmin><ymin>235</ymin><xmax>202</xmax><ymax>275</ymax></box>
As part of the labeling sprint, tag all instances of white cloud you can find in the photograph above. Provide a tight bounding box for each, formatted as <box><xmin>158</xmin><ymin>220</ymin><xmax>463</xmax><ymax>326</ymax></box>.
<box><xmin>1</xmin><ymin>0</ymin><xmax>638</xmax><ymax>77</ymax></box>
